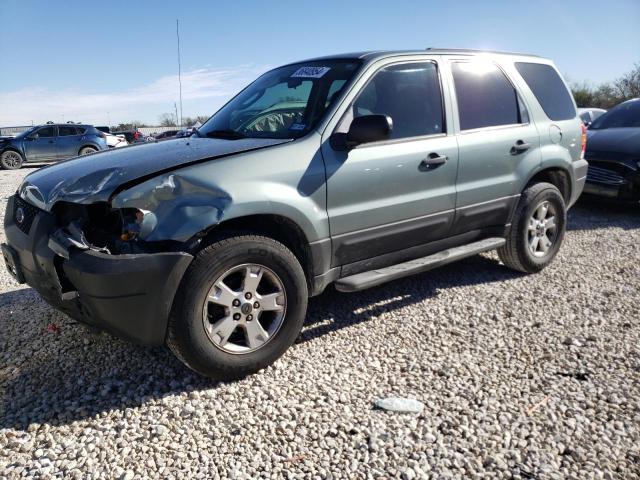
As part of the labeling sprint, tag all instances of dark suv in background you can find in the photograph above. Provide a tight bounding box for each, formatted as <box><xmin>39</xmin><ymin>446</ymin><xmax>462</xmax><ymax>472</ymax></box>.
<box><xmin>0</xmin><ymin>124</ymin><xmax>108</xmax><ymax>170</ymax></box>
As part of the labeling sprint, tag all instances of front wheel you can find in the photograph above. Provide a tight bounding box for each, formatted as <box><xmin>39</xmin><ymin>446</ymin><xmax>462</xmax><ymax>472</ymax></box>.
<box><xmin>167</xmin><ymin>234</ymin><xmax>308</xmax><ymax>380</ymax></box>
<box><xmin>498</xmin><ymin>182</ymin><xmax>567</xmax><ymax>273</ymax></box>
<box><xmin>1</xmin><ymin>150</ymin><xmax>24</xmax><ymax>170</ymax></box>
<box><xmin>79</xmin><ymin>146</ymin><xmax>97</xmax><ymax>156</ymax></box>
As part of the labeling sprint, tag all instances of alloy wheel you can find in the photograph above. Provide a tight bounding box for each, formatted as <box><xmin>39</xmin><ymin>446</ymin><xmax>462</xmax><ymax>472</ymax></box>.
<box><xmin>527</xmin><ymin>201</ymin><xmax>558</xmax><ymax>257</ymax></box>
<box><xmin>202</xmin><ymin>264</ymin><xmax>287</xmax><ymax>354</ymax></box>
<box><xmin>2</xmin><ymin>151</ymin><xmax>22</xmax><ymax>168</ymax></box>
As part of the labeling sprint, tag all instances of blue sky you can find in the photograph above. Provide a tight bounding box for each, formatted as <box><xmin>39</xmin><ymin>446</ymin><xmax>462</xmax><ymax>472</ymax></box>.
<box><xmin>0</xmin><ymin>0</ymin><xmax>638</xmax><ymax>126</ymax></box>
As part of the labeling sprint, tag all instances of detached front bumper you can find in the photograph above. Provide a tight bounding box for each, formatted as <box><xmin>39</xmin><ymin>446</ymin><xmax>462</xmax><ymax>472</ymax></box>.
<box><xmin>3</xmin><ymin>195</ymin><xmax>193</xmax><ymax>345</ymax></box>
<box><xmin>583</xmin><ymin>159</ymin><xmax>640</xmax><ymax>202</ymax></box>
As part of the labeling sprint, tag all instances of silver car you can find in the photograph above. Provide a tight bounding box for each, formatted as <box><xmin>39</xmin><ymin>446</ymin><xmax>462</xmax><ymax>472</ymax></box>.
<box><xmin>3</xmin><ymin>50</ymin><xmax>587</xmax><ymax>379</ymax></box>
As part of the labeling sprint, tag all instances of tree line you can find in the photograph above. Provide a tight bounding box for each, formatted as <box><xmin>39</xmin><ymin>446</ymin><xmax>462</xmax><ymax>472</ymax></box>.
<box><xmin>571</xmin><ymin>63</ymin><xmax>640</xmax><ymax>109</ymax></box>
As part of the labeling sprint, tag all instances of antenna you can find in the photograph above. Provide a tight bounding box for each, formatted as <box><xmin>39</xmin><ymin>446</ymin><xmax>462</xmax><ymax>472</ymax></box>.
<box><xmin>176</xmin><ymin>19</ymin><xmax>184</xmax><ymax>128</ymax></box>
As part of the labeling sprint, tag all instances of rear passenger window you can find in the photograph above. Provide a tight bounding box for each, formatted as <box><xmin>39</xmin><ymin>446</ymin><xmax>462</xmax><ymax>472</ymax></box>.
<box><xmin>452</xmin><ymin>61</ymin><xmax>525</xmax><ymax>131</ymax></box>
<box><xmin>515</xmin><ymin>63</ymin><xmax>575</xmax><ymax>121</ymax></box>
<box><xmin>350</xmin><ymin>62</ymin><xmax>444</xmax><ymax>139</ymax></box>
<box><xmin>58</xmin><ymin>126</ymin><xmax>77</xmax><ymax>136</ymax></box>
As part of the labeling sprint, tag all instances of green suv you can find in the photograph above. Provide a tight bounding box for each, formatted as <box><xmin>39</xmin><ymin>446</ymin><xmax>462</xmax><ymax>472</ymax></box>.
<box><xmin>2</xmin><ymin>49</ymin><xmax>588</xmax><ymax>379</ymax></box>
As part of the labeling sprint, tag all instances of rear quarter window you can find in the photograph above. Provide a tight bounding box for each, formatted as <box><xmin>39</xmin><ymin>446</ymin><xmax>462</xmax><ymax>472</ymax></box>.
<box><xmin>515</xmin><ymin>62</ymin><xmax>576</xmax><ymax>121</ymax></box>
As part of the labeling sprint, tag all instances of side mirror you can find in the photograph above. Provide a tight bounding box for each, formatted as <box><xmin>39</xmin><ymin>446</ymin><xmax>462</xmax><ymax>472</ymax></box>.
<box><xmin>346</xmin><ymin>114</ymin><xmax>393</xmax><ymax>148</ymax></box>
<box><xmin>27</xmin><ymin>134</ymin><xmax>38</xmax><ymax>140</ymax></box>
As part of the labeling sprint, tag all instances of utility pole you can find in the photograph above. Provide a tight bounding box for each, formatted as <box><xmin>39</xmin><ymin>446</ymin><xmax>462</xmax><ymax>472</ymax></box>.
<box><xmin>176</xmin><ymin>19</ymin><xmax>183</xmax><ymax>128</ymax></box>
<box><xmin>174</xmin><ymin>103</ymin><xmax>179</xmax><ymax>127</ymax></box>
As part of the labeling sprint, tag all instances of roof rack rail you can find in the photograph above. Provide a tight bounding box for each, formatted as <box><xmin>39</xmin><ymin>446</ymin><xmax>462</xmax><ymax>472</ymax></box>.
<box><xmin>425</xmin><ymin>47</ymin><xmax>540</xmax><ymax>57</ymax></box>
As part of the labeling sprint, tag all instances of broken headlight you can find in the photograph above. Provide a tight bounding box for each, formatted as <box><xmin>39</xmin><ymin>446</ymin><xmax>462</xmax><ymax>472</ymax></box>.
<box><xmin>119</xmin><ymin>208</ymin><xmax>158</xmax><ymax>241</ymax></box>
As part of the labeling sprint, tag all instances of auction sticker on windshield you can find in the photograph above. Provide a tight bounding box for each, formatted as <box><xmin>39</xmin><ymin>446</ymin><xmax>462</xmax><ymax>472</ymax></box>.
<box><xmin>291</xmin><ymin>66</ymin><xmax>331</xmax><ymax>78</ymax></box>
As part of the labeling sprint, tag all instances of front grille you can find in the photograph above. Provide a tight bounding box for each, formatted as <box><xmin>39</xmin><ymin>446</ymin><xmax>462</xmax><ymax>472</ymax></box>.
<box><xmin>586</xmin><ymin>166</ymin><xmax>626</xmax><ymax>186</ymax></box>
<box><xmin>13</xmin><ymin>195</ymin><xmax>40</xmax><ymax>235</ymax></box>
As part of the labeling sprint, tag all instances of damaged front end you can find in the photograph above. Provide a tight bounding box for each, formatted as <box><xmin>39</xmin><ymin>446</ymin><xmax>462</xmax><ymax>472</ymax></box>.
<box><xmin>47</xmin><ymin>201</ymin><xmax>189</xmax><ymax>258</ymax></box>
<box><xmin>3</xmin><ymin>191</ymin><xmax>196</xmax><ymax>346</ymax></box>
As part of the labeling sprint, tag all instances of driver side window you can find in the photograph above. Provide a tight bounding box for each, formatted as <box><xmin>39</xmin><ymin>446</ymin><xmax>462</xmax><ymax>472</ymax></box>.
<box><xmin>342</xmin><ymin>62</ymin><xmax>445</xmax><ymax>140</ymax></box>
<box><xmin>36</xmin><ymin>126</ymin><xmax>55</xmax><ymax>138</ymax></box>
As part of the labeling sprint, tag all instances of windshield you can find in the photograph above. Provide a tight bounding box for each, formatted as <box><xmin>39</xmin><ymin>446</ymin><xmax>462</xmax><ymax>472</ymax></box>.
<box><xmin>15</xmin><ymin>126</ymin><xmax>39</xmax><ymax>138</ymax></box>
<box><xmin>590</xmin><ymin>100</ymin><xmax>640</xmax><ymax>129</ymax></box>
<box><xmin>197</xmin><ymin>60</ymin><xmax>361</xmax><ymax>140</ymax></box>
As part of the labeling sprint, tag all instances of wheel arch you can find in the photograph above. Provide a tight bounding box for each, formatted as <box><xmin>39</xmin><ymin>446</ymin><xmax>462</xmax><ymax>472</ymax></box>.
<box><xmin>77</xmin><ymin>144</ymin><xmax>100</xmax><ymax>155</ymax></box>
<box><xmin>197</xmin><ymin>213</ymin><xmax>320</xmax><ymax>292</ymax></box>
<box><xmin>523</xmin><ymin>166</ymin><xmax>572</xmax><ymax>205</ymax></box>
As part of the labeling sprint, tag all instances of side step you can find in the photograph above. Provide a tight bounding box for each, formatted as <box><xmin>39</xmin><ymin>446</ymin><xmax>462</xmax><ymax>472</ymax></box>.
<box><xmin>334</xmin><ymin>237</ymin><xmax>506</xmax><ymax>292</ymax></box>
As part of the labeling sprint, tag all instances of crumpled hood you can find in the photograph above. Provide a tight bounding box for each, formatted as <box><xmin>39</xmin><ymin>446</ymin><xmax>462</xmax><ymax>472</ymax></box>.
<box><xmin>586</xmin><ymin>127</ymin><xmax>640</xmax><ymax>157</ymax></box>
<box><xmin>19</xmin><ymin>137</ymin><xmax>289</xmax><ymax>210</ymax></box>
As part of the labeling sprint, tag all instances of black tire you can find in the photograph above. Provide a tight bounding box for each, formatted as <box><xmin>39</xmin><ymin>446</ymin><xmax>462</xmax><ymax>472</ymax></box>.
<box><xmin>167</xmin><ymin>234</ymin><xmax>308</xmax><ymax>380</ymax></box>
<box><xmin>498</xmin><ymin>182</ymin><xmax>566</xmax><ymax>273</ymax></box>
<box><xmin>0</xmin><ymin>150</ymin><xmax>24</xmax><ymax>170</ymax></box>
<box><xmin>79</xmin><ymin>146</ymin><xmax>97</xmax><ymax>156</ymax></box>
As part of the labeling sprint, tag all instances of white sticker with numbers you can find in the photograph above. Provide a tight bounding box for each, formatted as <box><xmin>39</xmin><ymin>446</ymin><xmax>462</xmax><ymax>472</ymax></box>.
<box><xmin>291</xmin><ymin>66</ymin><xmax>331</xmax><ymax>78</ymax></box>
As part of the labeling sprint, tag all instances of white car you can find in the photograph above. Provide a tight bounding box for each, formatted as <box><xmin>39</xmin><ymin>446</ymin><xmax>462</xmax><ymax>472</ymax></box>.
<box><xmin>104</xmin><ymin>132</ymin><xmax>128</xmax><ymax>148</ymax></box>
<box><xmin>578</xmin><ymin>107</ymin><xmax>607</xmax><ymax>126</ymax></box>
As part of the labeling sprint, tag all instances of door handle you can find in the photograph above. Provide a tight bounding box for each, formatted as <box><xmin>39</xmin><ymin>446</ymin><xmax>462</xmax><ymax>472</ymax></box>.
<box><xmin>510</xmin><ymin>140</ymin><xmax>531</xmax><ymax>155</ymax></box>
<box><xmin>419</xmin><ymin>153</ymin><xmax>448</xmax><ymax>171</ymax></box>
<box><xmin>48</xmin><ymin>140</ymin><xmax>54</xmax><ymax>144</ymax></box>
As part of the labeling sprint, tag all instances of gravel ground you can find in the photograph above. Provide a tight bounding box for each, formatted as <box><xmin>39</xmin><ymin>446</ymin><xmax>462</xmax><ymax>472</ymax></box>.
<box><xmin>0</xmin><ymin>167</ymin><xmax>639</xmax><ymax>479</ymax></box>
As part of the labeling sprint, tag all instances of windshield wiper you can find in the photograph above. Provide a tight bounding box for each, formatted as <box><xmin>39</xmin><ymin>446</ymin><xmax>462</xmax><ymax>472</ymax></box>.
<box><xmin>204</xmin><ymin>129</ymin><xmax>246</xmax><ymax>140</ymax></box>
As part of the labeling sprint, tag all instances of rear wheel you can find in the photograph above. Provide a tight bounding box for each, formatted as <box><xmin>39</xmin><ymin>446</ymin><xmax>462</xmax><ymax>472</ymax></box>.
<box><xmin>79</xmin><ymin>146</ymin><xmax>97</xmax><ymax>156</ymax></box>
<box><xmin>1</xmin><ymin>150</ymin><xmax>24</xmax><ymax>170</ymax></box>
<box><xmin>498</xmin><ymin>182</ymin><xmax>566</xmax><ymax>273</ymax></box>
<box><xmin>167</xmin><ymin>234</ymin><xmax>308</xmax><ymax>380</ymax></box>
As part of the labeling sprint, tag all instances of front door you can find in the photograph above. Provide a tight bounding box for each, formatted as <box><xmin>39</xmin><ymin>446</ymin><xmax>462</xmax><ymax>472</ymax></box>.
<box><xmin>448</xmin><ymin>58</ymin><xmax>541</xmax><ymax>234</ymax></box>
<box><xmin>321</xmin><ymin>59</ymin><xmax>458</xmax><ymax>267</ymax></box>
<box><xmin>23</xmin><ymin>126</ymin><xmax>58</xmax><ymax>161</ymax></box>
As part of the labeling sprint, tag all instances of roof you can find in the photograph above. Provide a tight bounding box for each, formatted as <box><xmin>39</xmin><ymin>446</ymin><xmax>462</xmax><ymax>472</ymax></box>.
<box><xmin>288</xmin><ymin>48</ymin><xmax>543</xmax><ymax>66</ymax></box>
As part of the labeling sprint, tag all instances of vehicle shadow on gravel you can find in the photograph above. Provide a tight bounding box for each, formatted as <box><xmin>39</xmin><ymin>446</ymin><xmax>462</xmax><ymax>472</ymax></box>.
<box><xmin>0</xmin><ymin>255</ymin><xmax>522</xmax><ymax>431</ymax></box>
<box><xmin>568</xmin><ymin>197</ymin><xmax>640</xmax><ymax>231</ymax></box>
<box><xmin>301</xmin><ymin>254</ymin><xmax>523</xmax><ymax>344</ymax></box>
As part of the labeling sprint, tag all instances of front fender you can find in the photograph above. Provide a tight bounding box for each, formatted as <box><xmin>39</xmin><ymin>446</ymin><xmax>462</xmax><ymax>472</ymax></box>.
<box><xmin>111</xmin><ymin>135</ymin><xmax>329</xmax><ymax>245</ymax></box>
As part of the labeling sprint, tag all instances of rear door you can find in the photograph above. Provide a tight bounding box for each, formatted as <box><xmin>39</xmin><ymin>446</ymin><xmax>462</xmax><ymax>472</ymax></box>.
<box><xmin>321</xmin><ymin>57</ymin><xmax>459</xmax><ymax>267</ymax></box>
<box><xmin>23</xmin><ymin>126</ymin><xmax>58</xmax><ymax>161</ymax></box>
<box><xmin>447</xmin><ymin>57</ymin><xmax>541</xmax><ymax>234</ymax></box>
<box><xmin>56</xmin><ymin>125</ymin><xmax>82</xmax><ymax>160</ymax></box>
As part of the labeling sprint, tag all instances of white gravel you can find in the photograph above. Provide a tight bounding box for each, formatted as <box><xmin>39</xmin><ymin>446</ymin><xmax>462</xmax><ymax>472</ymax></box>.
<box><xmin>1</xmin><ymin>167</ymin><xmax>639</xmax><ymax>479</ymax></box>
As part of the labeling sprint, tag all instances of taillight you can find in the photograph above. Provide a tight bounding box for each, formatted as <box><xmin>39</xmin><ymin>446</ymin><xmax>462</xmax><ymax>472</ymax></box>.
<box><xmin>98</xmin><ymin>132</ymin><xmax>106</xmax><ymax>139</ymax></box>
<box><xmin>580</xmin><ymin>124</ymin><xmax>587</xmax><ymax>160</ymax></box>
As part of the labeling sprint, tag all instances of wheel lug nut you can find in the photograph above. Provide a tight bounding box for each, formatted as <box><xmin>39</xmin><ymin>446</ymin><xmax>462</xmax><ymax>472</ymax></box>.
<box><xmin>253</xmin><ymin>302</ymin><xmax>260</xmax><ymax>309</ymax></box>
<box><xmin>246</xmin><ymin>314</ymin><xmax>253</xmax><ymax>321</ymax></box>
<box><xmin>233</xmin><ymin>313</ymin><xmax>241</xmax><ymax>321</ymax></box>
<box><xmin>245</xmin><ymin>292</ymin><xmax>252</xmax><ymax>300</ymax></box>
<box><xmin>232</xmin><ymin>299</ymin><xmax>241</xmax><ymax>307</ymax></box>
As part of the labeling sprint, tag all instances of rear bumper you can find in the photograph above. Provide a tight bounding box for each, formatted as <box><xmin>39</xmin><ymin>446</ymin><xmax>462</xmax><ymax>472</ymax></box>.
<box><xmin>3</xmin><ymin>195</ymin><xmax>192</xmax><ymax>345</ymax></box>
<box><xmin>569</xmin><ymin>159</ymin><xmax>589</xmax><ymax>208</ymax></box>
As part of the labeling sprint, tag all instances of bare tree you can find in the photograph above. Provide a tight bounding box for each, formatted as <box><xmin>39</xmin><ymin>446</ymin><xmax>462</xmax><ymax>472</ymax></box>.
<box><xmin>158</xmin><ymin>113</ymin><xmax>177</xmax><ymax>127</ymax></box>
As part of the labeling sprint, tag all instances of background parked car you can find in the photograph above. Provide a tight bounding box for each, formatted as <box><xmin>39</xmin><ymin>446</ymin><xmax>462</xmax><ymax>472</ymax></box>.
<box><xmin>0</xmin><ymin>124</ymin><xmax>108</xmax><ymax>170</ymax></box>
<box><xmin>153</xmin><ymin>130</ymin><xmax>180</xmax><ymax>141</ymax></box>
<box><xmin>175</xmin><ymin>128</ymin><xmax>196</xmax><ymax>138</ymax></box>
<box><xmin>578</xmin><ymin>107</ymin><xmax>607</xmax><ymax>126</ymax></box>
<box><xmin>111</xmin><ymin>130</ymin><xmax>152</xmax><ymax>144</ymax></box>
<box><xmin>104</xmin><ymin>132</ymin><xmax>128</xmax><ymax>148</ymax></box>
<box><xmin>584</xmin><ymin>98</ymin><xmax>640</xmax><ymax>202</ymax></box>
